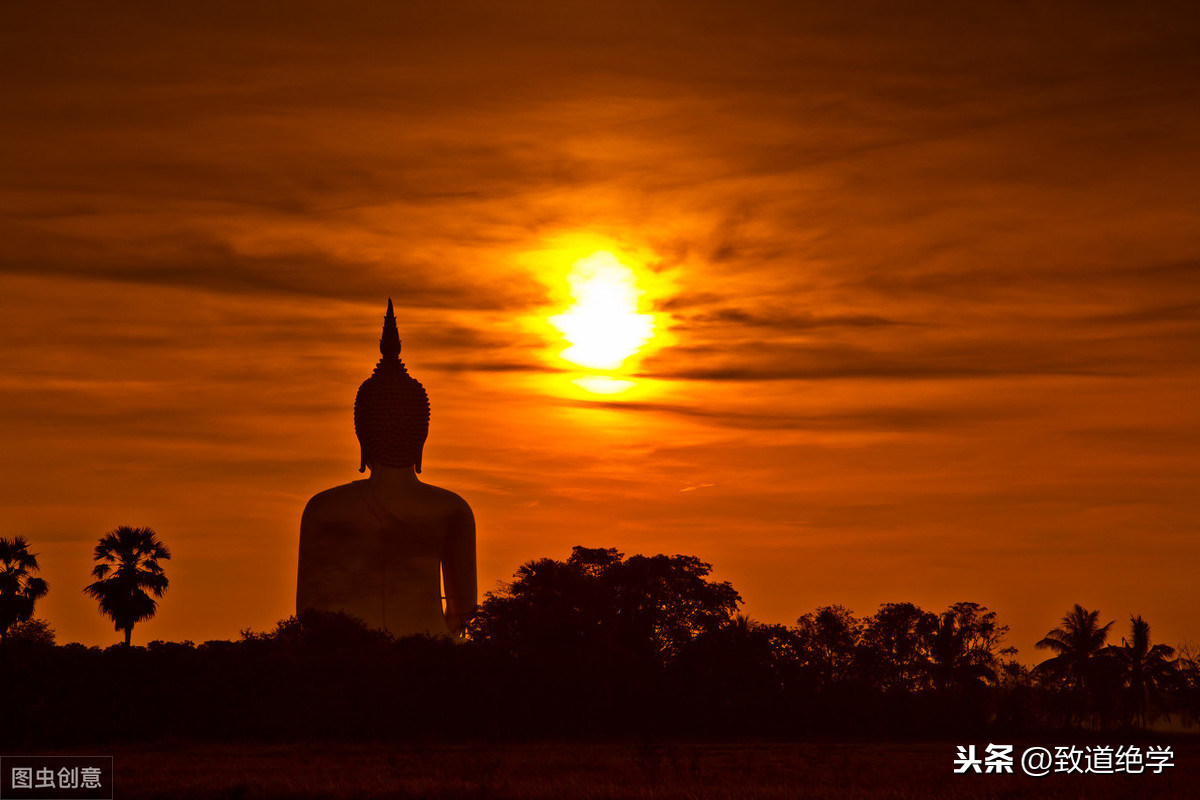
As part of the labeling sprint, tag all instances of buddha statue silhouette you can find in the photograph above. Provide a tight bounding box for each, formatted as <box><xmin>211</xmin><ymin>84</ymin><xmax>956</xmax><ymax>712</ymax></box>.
<box><xmin>297</xmin><ymin>299</ymin><xmax>477</xmax><ymax>637</ymax></box>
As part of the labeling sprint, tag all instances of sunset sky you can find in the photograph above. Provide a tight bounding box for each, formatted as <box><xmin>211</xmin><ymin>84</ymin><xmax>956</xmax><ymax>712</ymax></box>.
<box><xmin>3</xmin><ymin>1</ymin><xmax>1199</xmax><ymax>657</ymax></box>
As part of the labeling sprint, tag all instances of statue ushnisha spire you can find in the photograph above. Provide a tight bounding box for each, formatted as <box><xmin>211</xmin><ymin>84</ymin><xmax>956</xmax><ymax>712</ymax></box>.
<box><xmin>380</xmin><ymin>297</ymin><xmax>401</xmax><ymax>360</ymax></box>
<box><xmin>354</xmin><ymin>299</ymin><xmax>430</xmax><ymax>473</ymax></box>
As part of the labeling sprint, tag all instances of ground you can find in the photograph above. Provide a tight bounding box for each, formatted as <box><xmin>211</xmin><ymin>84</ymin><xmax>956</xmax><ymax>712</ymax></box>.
<box><xmin>49</xmin><ymin>738</ymin><xmax>1200</xmax><ymax>799</ymax></box>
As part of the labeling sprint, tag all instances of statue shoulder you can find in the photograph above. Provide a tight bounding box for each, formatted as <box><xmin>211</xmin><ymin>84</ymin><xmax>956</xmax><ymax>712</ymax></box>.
<box><xmin>419</xmin><ymin>482</ymin><xmax>474</xmax><ymax>518</ymax></box>
<box><xmin>301</xmin><ymin>481</ymin><xmax>367</xmax><ymax>523</ymax></box>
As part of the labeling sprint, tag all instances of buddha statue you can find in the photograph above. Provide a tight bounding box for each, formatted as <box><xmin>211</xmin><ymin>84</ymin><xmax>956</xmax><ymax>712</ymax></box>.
<box><xmin>296</xmin><ymin>300</ymin><xmax>477</xmax><ymax>637</ymax></box>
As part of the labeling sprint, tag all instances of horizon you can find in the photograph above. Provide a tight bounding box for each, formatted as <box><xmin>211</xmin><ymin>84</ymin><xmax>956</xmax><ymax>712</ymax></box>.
<box><xmin>3</xmin><ymin>1</ymin><xmax>1199</xmax><ymax>662</ymax></box>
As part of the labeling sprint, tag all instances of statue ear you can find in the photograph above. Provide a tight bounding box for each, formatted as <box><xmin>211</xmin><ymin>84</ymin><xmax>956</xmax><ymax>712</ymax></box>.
<box><xmin>358</xmin><ymin>444</ymin><xmax>368</xmax><ymax>474</ymax></box>
<box><xmin>415</xmin><ymin>450</ymin><xmax>423</xmax><ymax>474</ymax></box>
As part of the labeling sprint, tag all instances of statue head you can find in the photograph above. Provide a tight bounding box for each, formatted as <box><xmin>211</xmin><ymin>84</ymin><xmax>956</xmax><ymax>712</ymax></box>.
<box><xmin>354</xmin><ymin>299</ymin><xmax>430</xmax><ymax>473</ymax></box>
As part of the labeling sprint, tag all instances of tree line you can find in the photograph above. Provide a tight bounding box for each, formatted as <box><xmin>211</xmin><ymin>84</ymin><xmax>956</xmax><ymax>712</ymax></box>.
<box><xmin>4</xmin><ymin>538</ymin><xmax>1199</xmax><ymax>745</ymax></box>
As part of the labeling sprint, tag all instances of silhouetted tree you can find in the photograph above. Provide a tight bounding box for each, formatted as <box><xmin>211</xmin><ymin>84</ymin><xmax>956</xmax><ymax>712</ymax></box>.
<box><xmin>461</xmin><ymin>547</ymin><xmax>741</xmax><ymax>735</ymax></box>
<box><xmin>670</xmin><ymin>615</ymin><xmax>799</xmax><ymax>732</ymax></box>
<box><xmin>0</xmin><ymin>536</ymin><xmax>49</xmax><ymax>651</ymax></box>
<box><xmin>1176</xmin><ymin>642</ymin><xmax>1200</xmax><ymax>730</ymax></box>
<box><xmin>794</xmin><ymin>605</ymin><xmax>860</xmax><ymax>687</ymax></box>
<box><xmin>994</xmin><ymin>657</ymin><xmax>1037</xmax><ymax>731</ymax></box>
<box><xmin>1110</xmin><ymin>615</ymin><xmax>1178</xmax><ymax>729</ymax></box>
<box><xmin>6</xmin><ymin>618</ymin><xmax>56</xmax><ymax>648</ymax></box>
<box><xmin>468</xmin><ymin>545</ymin><xmax>741</xmax><ymax>669</ymax></box>
<box><xmin>859</xmin><ymin>602</ymin><xmax>936</xmax><ymax>692</ymax></box>
<box><xmin>243</xmin><ymin>609</ymin><xmax>395</xmax><ymax>651</ymax></box>
<box><xmin>83</xmin><ymin>526</ymin><xmax>171</xmax><ymax>646</ymax></box>
<box><xmin>928</xmin><ymin>602</ymin><xmax>1014</xmax><ymax>692</ymax></box>
<box><xmin>1035</xmin><ymin>604</ymin><xmax>1115</xmax><ymax>726</ymax></box>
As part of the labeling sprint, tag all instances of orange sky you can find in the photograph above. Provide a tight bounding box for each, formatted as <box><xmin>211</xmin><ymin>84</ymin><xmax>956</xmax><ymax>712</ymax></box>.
<box><xmin>3</xmin><ymin>1</ymin><xmax>1199</xmax><ymax>658</ymax></box>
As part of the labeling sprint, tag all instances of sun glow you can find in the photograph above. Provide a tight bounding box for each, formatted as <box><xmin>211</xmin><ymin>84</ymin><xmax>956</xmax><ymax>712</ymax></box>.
<box><xmin>572</xmin><ymin>375</ymin><xmax>636</xmax><ymax>394</ymax></box>
<box><xmin>549</xmin><ymin>251</ymin><xmax>655</xmax><ymax>371</ymax></box>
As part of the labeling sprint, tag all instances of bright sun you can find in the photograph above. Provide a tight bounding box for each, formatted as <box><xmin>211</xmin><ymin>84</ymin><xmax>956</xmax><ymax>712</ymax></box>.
<box><xmin>548</xmin><ymin>251</ymin><xmax>656</xmax><ymax>371</ymax></box>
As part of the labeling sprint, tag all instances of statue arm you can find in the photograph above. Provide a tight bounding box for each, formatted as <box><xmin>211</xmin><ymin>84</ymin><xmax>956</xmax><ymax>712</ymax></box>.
<box><xmin>296</xmin><ymin>500</ymin><xmax>321</xmax><ymax>616</ymax></box>
<box><xmin>441</xmin><ymin>501</ymin><xmax>477</xmax><ymax>636</ymax></box>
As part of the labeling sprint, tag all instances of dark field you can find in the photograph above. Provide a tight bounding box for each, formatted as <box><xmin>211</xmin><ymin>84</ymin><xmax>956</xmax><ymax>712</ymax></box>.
<box><xmin>57</xmin><ymin>738</ymin><xmax>1200</xmax><ymax>799</ymax></box>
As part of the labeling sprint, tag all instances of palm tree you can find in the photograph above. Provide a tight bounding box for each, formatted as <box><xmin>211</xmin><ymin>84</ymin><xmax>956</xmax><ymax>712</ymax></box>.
<box><xmin>1112</xmin><ymin>615</ymin><xmax>1178</xmax><ymax>729</ymax></box>
<box><xmin>83</xmin><ymin>526</ymin><xmax>171</xmax><ymax>646</ymax></box>
<box><xmin>1035</xmin><ymin>604</ymin><xmax>1115</xmax><ymax>725</ymax></box>
<box><xmin>0</xmin><ymin>536</ymin><xmax>50</xmax><ymax>650</ymax></box>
